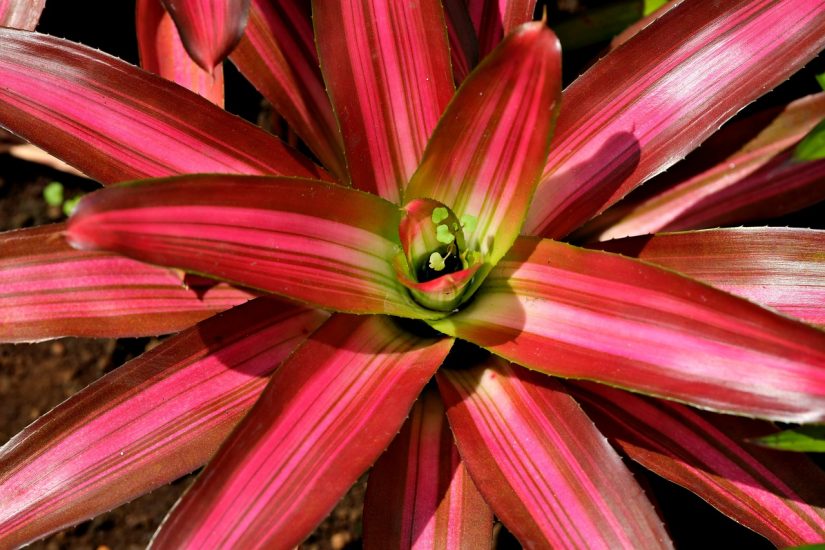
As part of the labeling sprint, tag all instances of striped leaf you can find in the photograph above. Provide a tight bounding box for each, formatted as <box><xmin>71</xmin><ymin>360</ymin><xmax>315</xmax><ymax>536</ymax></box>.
<box><xmin>437</xmin><ymin>359</ymin><xmax>671</xmax><ymax>548</ymax></box>
<box><xmin>431</xmin><ymin>237</ymin><xmax>825</xmax><ymax>422</ymax></box>
<box><xmin>150</xmin><ymin>314</ymin><xmax>453</xmax><ymax>549</ymax></box>
<box><xmin>593</xmin><ymin>228</ymin><xmax>825</xmax><ymax>327</ymax></box>
<box><xmin>363</xmin><ymin>387</ymin><xmax>493</xmax><ymax>548</ymax></box>
<box><xmin>571</xmin><ymin>382</ymin><xmax>825</xmax><ymax>546</ymax></box>
<box><xmin>66</xmin><ymin>175</ymin><xmax>433</xmax><ymax>318</ymax></box>
<box><xmin>230</xmin><ymin>0</ymin><xmax>346</xmax><ymax>180</ymax></box>
<box><xmin>0</xmin><ymin>0</ymin><xmax>44</xmax><ymax>30</ymax></box>
<box><xmin>136</xmin><ymin>0</ymin><xmax>225</xmax><ymax>105</ymax></box>
<box><xmin>466</xmin><ymin>0</ymin><xmax>537</xmax><ymax>57</ymax></box>
<box><xmin>0</xmin><ymin>28</ymin><xmax>326</xmax><ymax>184</ymax></box>
<box><xmin>0</xmin><ymin>299</ymin><xmax>327</xmax><ymax>548</ymax></box>
<box><xmin>314</xmin><ymin>0</ymin><xmax>454</xmax><ymax>203</ymax></box>
<box><xmin>524</xmin><ymin>0</ymin><xmax>825</xmax><ymax>238</ymax></box>
<box><xmin>442</xmin><ymin>0</ymin><xmax>479</xmax><ymax>83</ymax></box>
<box><xmin>404</xmin><ymin>22</ymin><xmax>561</xmax><ymax>285</ymax></box>
<box><xmin>593</xmin><ymin>92</ymin><xmax>825</xmax><ymax>239</ymax></box>
<box><xmin>0</xmin><ymin>224</ymin><xmax>255</xmax><ymax>342</ymax></box>
<box><xmin>160</xmin><ymin>0</ymin><xmax>250</xmax><ymax>71</ymax></box>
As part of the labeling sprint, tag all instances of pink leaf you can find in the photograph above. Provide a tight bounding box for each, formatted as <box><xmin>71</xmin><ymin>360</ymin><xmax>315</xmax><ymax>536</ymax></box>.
<box><xmin>363</xmin><ymin>387</ymin><xmax>493</xmax><ymax>548</ymax></box>
<box><xmin>0</xmin><ymin>224</ymin><xmax>255</xmax><ymax>342</ymax></box>
<box><xmin>592</xmin><ymin>92</ymin><xmax>825</xmax><ymax>240</ymax></box>
<box><xmin>571</xmin><ymin>382</ymin><xmax>825</xmax><ymax>546</ymax></box>
<box><xmin>0</xmin><ymin>28</ymin><xmax>326</xmax><ymax>184</ymax></box>
<box><xmin>437</xmin><ymin>358</ymin><xmax>671</xmax><ymax>548</ymax></box>
<box><xmin>405</xmin><ymin>22</ymin><xmax>561</xmax><ymax>281</ymax></box>
<box><xmin>151</xmin><ymin>314</ymin><xmax>453</xmax><ymax>549</ymax></box>
<box><xmin>466</xmin><ymin>0</ymin><xmax>537</xmax><ymax>57</ymax></box>
<box><xmin>431</xmin><ymin>237</ymin><xmax>825</xmax><ymax>422</ymax></box>
<box><xmin>442</xmin><ymin>0</ymin><xmax>479</xmax><ymax>84</ymax></box>
<box><xmin>230</xmin><ymin>0</ymin><xmax>346</xmax><ymax>180</ymax></box>
<box><xmin>160</xmin><ymin>0</ymin><xmax>250</xmax><ymax>72</ymax></box>
<box><xmin>524</xmin><ymin>0</ymin><xmax>825</xmax><ymax>239</ymax></box>
<box><xmin>66</xmin><ymin>175</ymin><xmax>433</xmax><ymax>318</ymax></box>
<box><xmin>314</xmin><ymin>0</ymin><xmax>454</xmax><ymax>203</ymax></box>
<box><xmin>0</xmin><ymin>299</ymin><xmax>327</xmax><ymax>548</ymax></box>
<box><xmin>0</xmin><ymin>0</ymin><xmax>44</xmax><ymax>30</ymax></box>
<box><xmin>593</xmin><ymin>228</ymin><xmax>825</xmax><ymax>327</ymax></box>
<box><xmin>136</xmin><ymin>0</ymin><xmax>225</xmax><ymax>106</ymax></box>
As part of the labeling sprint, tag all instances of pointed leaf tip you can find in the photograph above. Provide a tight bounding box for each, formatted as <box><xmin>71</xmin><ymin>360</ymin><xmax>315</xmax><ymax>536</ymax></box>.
<box><xmin>161</xmin><ymin>0</ymin><xmax>251</xmax><ymax>71</ymax></box>
<box><xmin>405</xmin><ymin>21</ymin><xmax>561</xmax><ymax>292</ymax></box>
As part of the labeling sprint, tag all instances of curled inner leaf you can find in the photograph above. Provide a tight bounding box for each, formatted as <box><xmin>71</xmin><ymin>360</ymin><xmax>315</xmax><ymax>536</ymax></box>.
<box><xmin>396</xmin><ymin>198</ymin><xmax>482</xmax><ymax>311</ymax></box>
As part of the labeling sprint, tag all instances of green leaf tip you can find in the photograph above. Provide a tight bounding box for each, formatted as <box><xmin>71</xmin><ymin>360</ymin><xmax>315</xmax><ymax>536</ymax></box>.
<box><xmin>816</xmin><ymin>72</ymin><xmax>825</xmax><ymax>91</ymax></box>
<box><xmin>751</xmin><ymin>425</ymin><xmax>825</xmax><ymax>453</ymax></box>
<box><xmin>794</xmin><ymin>117</ymin><xmax>825</xmax><ymax>161</ymax></box>
<box><xmin>643</xmin><ymin>0</ymin><xmax>668</xmax><ymax>16</ymax></box>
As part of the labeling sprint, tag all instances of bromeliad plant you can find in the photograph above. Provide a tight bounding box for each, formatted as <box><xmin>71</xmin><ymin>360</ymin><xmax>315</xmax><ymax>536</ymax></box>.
<box><xmin>1</xmin><ymin>0</ymin><xmax>825</xmax><ymax>547</ymax></box>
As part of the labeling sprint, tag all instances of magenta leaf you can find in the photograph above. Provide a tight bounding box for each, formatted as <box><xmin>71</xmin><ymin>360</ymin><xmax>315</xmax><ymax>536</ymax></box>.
<box><xmin>0</xmin><ymin>224</ymin><xmax>255</xmax><ymax>342</ymax></box>
<box><xmin>571</xmin><ymin>382</ymin><xmax>825</xmax><ymax>546</ymax></box>
<box><xmin>442</xmin><ymin>0</ymin><xmax>479</xmax><ymax>83</ymax></box>
<box><xmin>592</xmin><ymin>92</ymin><xmax>825</xmax><ymax>239</ymax></box>
<box><xmin>0</xmin><ymin>0</ymin><xmax>44</xmax><ymax>30</ymax></box>
<box><xmin>66</xmin><ymin>175</ymin><xmax>434</xmax><ymax>318</ymax></box>
<box><xmin>593</xmin><ymin>228</ymin><xmax>825</xmax><ymax>327</ymax></box>
<box><xmin>230</xmin><ymin>0</ymin><xmax>346</xmax><ymax>180</ymax></box>
<box><xmin>437</xmin><ymin>358</ymin><xmax>671</xmax><ymax>548</ymax></box>
<box><xmin>363</xmin><ymin>387</ymin><xmax>493</xmax><ymax>548</ymax></box>
<box><xmin>314</xmin><ymin>0</ymin><xmax>454</xmax><ymax>203</ymax></box>
<box><xmin>0</xmin><ymin>299</ymin><xmax>328</xmax><ymax>548</ymax></box>
<box><xmin>0</xmin><ymin>28</ymin><xmax>326</xmax><ymax>184</ymax></box>
<box><xmin>466</xmin><ymin>0</ymin><xmax>537</xmax><ymax>57</ymax></box>
<box><xmin>150</xmin><ymin>314</ymin><xmax>453</xmax><ymax>549</ymax></box>
<box><xmin>160</xmin><ymin>0</ymin><xmax>250</xmax><ymax>72</ymax></box>
<box><xmin>405</xmin><ymin>22</ymin><xmax>561</xmax><ymax>284</ymax></box>
<box><xmin>524</xmin><ymin>0</ymin><xmax>825</xmax><ymax>239</ymax></box>
<box><xmin>136</xmin><ymin>0</ymin><xmax>225</xmax><ymax>105</ymax></box>
<box><xmin>431</xmin><ymin>237</ymin><xmax>825</xmax><ymax>422</ymax></box>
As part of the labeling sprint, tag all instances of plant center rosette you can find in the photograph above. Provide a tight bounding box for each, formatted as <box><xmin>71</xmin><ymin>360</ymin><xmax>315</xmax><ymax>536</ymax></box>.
<box><xmin>395</xmin><ymin>198</ymin><xmax>482</xmax><ymax>312</ymax></box>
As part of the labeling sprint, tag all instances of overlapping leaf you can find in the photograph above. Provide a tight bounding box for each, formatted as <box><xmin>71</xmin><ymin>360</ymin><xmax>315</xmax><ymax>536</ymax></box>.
<box><xmin>136</xmin><ymin>0</ymin><xmax>225</xmax><ymax>105</ymax></box>
<box><xmin>431</xmin><ymin>237</ymin><xmax>825</xmax><ymax>422</ymax></box>
<box><xmin>0</xmin><ymin>28</ymin><xmax>326</xmax><ymax>183</ymax></box>
<box><xmin>160</xmin><ymin>0</ymin><xmax>250</xmax><ymax>71</ymax></box>
<box><xmin>314</xmin><ymin>0</ymin><xmax>454</xmax><ymax>203</ymax></box>
<box><xmin>465</xmin><ymin>0</ymin><xmax>536</xmax><ymax>57</ymax></box>
<box><xmin>571</xmin><ymin>382</ymin><xmax>825</xmax><ymax>546</ymax></box>
<box><xmin>405</xmin><ymin>22</ymin><xmax>561</xmax><ymax>280</ymax></box>
<box><xmin>594</xmin><ymin>228</ymin><xmax>825</xmax><ymax>327</ymax></box>
<box><xmin>66</xmin><ymin>175</ymin><xmax>434</xmax><ymax>318</ymax></box>
<box><xmin>525</xmin><ymin>0</ymin><xmax>825</xmax><ymax>238</ymax></box>
<box><xmin>0</xmin><ymin>224</ymin><xmax>255</xmax><ymax>342</ymax></box>
<box><xmin>364</xmin><ymin>387</ymin><xmax>493</xmax><ymax>548</ymax></box>
<box><xmin>151</xmin><ymin>314</ymin><xmax>452</xmax><ymax>549</ymax></box>
<box><xmin>231</xmin><ymin>0</ymin><xmax>346</xmax><ymax>179</ymax></box>
<box><xmin>0</xmin><ymin>299</ymin><xmax>327</xmax><ymax>548</ymax></box>
<box><xmin>437</xmin><ymin>358</ymin><xmax>671</xmax><ymax>548</ymax></box>
<box><xmin>592</xmin><ymin>93</ymin><xmax>825</xmax><ymax>239</ymax></box>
